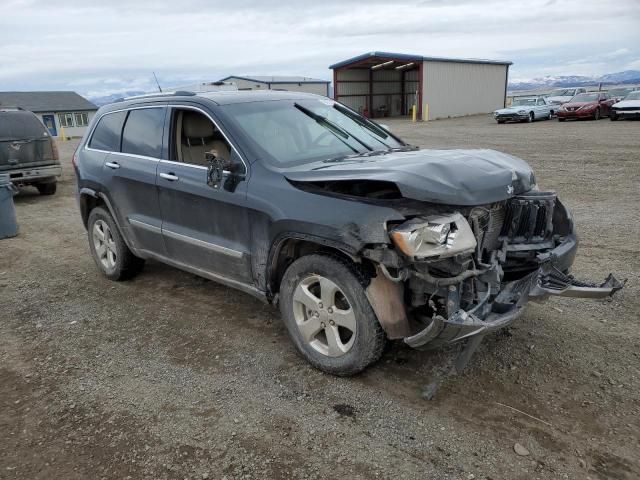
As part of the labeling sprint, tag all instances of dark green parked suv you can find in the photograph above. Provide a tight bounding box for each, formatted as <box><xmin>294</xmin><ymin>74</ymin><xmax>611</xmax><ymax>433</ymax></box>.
<box><xmin>0</xmin><ymin>107</ymin><xmax>61</xmax><ymax>195</ymax></box>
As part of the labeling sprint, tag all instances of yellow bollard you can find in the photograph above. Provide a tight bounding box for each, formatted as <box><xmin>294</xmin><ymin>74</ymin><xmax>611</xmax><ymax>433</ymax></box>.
<box><xmin>59</xmin><ymin>126</ymin><xmax>66</xmax><ymax>141</ymax></box>
<box><xmin>424</xmin><ymin>103</ymin><xmax>429</xmax><ymax>122</ymax></box>
<box><xmin>411</xmin><ymin>105</ymin><xmax>417</xmax><ymax>122</ymax></box>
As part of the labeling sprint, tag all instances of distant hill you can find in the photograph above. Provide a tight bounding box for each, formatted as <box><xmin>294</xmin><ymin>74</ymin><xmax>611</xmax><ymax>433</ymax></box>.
<box><xmin>509</xmin><ymin>70</ymin><xmax>640</xmax><ymax>91</ymax></box>
<box><xmin>89</xmin><ymin>91</ymin><xmax>146</xmax><ymax>106</ymax></box>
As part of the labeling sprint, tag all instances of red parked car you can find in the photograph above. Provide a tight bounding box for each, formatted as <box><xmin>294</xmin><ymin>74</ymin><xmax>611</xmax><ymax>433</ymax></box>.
<box><xmin>557</xmin><ymin>92</ymin><xmax>615</xmax><ymax>121</ymax></box>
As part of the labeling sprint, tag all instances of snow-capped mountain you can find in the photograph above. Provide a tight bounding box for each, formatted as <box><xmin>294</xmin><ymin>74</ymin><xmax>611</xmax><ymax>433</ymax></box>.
<box><xmin>509</xmin><ymin>71</ymin><xmax>640</xmax><ymax>91</ymax></box>
<box><xmin>89</xmin><ymin>91</ymin><xmax>147</xmax><ymax>106</ymax></box>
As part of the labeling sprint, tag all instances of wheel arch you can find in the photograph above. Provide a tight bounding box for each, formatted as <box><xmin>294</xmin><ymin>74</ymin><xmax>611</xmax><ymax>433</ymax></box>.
<box><xmin>266</xmin><ymin>233</ymin><xmax>373</xmax><ymax>300</ymax></box>
<box><xmin>80</xmin><ymin>188</ymin><xmax>137</xmax><ymax>253</ymax></box>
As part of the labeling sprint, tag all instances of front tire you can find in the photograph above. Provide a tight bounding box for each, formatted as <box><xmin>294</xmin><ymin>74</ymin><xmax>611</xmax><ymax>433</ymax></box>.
<box><xmin>594</xmin><ymin>108</ymin><xmax>601</xmax><ymax>120</ymax></box>
<box><xmin>87</xmin><ymin>207</ymin><xmax>144</xmax><ymax>281</ymax></box>
<box><xmin>527</xmin><ymin>112</ymin><xmax>534</xmax><ymax>123</ymax></box>
<box><xmin>558</xmin><ymin>117</ymin><xmax>566</xmax><ymax>122</ymax></box>
<box><xmin>610</xmin><ymin>112</ymin><xmax>618</xmax><ymax>121</ymax></box>
<box><xmin>279</xmin><ymin>254</ymin><xmax>386</xmax><ymax>376</ymax></box>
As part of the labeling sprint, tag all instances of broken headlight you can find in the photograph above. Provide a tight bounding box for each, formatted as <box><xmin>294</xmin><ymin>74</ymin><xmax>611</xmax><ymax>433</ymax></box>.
<box><xmin>389</xmin><ymin>213</ymin><xmax>477</xmax><ymax>260</ymax></box>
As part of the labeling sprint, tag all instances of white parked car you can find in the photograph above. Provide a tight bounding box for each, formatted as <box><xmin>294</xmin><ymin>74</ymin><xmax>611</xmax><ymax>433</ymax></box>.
<box><xmin>545</xmin><ymin>87</ymin><xmax>587</xmax><ymax>108</ymax></box>
<box><xmin>610</xmin><ymin>90</ymin><xmax>640</xmax><ymax>121</ymax></box>
<box><xmin>494</xmin><ymin>96</ymin><xmax>553</xmax><ymax>123</ymax></box>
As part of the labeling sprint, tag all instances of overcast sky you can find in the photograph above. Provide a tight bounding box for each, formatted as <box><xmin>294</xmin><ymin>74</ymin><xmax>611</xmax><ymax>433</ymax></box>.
<box><xmin>1</xmin><ymin>0</ymin><xmax>639</xmax><ymax>98</ymax></box>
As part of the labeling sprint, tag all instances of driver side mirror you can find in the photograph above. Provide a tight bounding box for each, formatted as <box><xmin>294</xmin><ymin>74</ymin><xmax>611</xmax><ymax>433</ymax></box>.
<box><xmin>206</xmin><ymin>151</ymin><xmax>243</xmax><ymax>191</ymax></box>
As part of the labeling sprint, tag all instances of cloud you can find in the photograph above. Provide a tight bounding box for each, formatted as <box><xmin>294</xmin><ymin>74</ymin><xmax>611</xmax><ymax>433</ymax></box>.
<box><xmin>0</xmin><ymin>0</ymin><xmax>638</xmax><ymax>98</ymax></box>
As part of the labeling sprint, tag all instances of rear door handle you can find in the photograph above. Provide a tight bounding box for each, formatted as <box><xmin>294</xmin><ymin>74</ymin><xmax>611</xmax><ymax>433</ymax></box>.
<box><xmin>105</xmin><ymin>161</ymin><xmax>120</xmax><ymax>169</ymax></box>
<box><xmin>159</xmin><ymin>172</ymin><xmax>179</xmax><ymax>181</ymax></box>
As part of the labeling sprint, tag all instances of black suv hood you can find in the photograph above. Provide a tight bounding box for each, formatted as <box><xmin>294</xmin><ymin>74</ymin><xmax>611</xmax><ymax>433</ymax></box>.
<box><xmin>282</xmin><ymin>149</ymin><xmax>535</xmax><ymax>206</ymax></box>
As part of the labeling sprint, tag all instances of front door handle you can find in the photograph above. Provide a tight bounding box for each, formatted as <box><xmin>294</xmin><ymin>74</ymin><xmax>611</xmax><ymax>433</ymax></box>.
<box><xmin>159</xmin><ymin>172</ymin><xmax>179</xmax><ymax>181</ymax></box>
<box><xmin>105</xmin><ymin>161</ymin><xmax>120</xmax><ymax>169</ymax></box>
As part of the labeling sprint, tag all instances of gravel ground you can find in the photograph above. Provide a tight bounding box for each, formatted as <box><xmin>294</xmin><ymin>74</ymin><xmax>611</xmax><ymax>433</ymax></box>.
<box><xmin>1</xmin><ymin>114</ymin><xmax>638</xmax><ymax>480</ymax></box>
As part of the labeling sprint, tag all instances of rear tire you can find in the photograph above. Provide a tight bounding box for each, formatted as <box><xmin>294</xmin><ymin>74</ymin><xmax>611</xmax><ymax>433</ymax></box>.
<box><xmin>37</xmin><ymin>182</ymin><xmax>56</xmax><ymax>195</ymax></box>
<box><xmin>497</xmin><ymin>120</ymin><xmax>505</xmax><ymax>124</ymax></box>
<box><xmin>87</xmin><ymin>207</ymin><xmax>144</xmax><ymax>281</ymax></box>
<box><xmin>279</xmin><ymin>254</ymin><xmax>386</xmax><ymax>376</ymax></box>
<box><xmin>558</xmin><ymin>117</ymin><xmax>566</xmax><ymax>122</ymax></box>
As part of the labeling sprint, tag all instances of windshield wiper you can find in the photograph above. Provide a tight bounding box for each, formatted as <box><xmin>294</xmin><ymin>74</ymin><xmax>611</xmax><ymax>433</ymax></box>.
<box><xmin>332</xmin><ymin>104</ymin><xmax>391</xmax><ymax>148</ymax></box>
<box><xmin>322</xmin><ymin>145</ymin><xmax>418</xmax><ymax>164</ymax></box>
<box><xmin>294</xmin><ymin>103</ymin><xmax>372</xmax><ymax>152</ymax></box>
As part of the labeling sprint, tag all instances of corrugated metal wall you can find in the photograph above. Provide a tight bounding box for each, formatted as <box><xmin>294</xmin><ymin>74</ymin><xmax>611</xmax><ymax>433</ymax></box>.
<box><xmin>335</xmin><ymin>69</ymin><xmax>368</xmax><ymax>113</ymax></box>
<box><xmin>403</xmin><ymin>69</ymin><xmax>420</xmax><ymax>115</ymax></box>
<box><xmin>422</xmin><ymin>61</ymin><xmax>507</xmax><ymax>119</ymax></box>
<box><xmin>272</xmin><ymin>83</ymin><xmax>328</xmax><ymax>95</ymax></box>
<box><xmin>335</xmin><ymin>68</ymin><xmax>411</xmax><ymax>117</ymax></box>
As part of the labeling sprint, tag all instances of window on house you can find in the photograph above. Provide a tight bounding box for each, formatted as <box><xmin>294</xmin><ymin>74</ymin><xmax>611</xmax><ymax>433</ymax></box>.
<box><xmin>58</xmin><ymin>112</ymin><xmax>74</xmax><ymax>128</ymax></box>
<box><xmin>74</xmin><ymin>112</ymin><xmax>89</xmax><ymax>127</ymax></box>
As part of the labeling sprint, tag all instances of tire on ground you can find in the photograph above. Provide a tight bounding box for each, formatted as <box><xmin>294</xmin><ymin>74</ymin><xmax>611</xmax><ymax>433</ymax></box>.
<box><xmin>87</xmin><ymin>206</ymin><xmax>144</xmax><ymax>281</ymax></box>
<box><xmin>37</xmin><ymin>182</ymin><xmax>57</xmax><ymax>195</ymax></box>
<box><xmin>279</xmin><ymin>254</ymin><xmax>386</xmax><ymax>376</ymax></box>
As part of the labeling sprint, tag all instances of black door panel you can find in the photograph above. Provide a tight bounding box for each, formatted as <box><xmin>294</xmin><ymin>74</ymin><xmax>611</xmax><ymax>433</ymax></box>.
<box><xmin>157</xmin><ymin>160</ymin><xmax>252</xmax><ymax>283</ymax></box>
<box><xmin>99</xmin><ymin>106</ymin><xmax>167</xmax><ymax>255</ymax></box>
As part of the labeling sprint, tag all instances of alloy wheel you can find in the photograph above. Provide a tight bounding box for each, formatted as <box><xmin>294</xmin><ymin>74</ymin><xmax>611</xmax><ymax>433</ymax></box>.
<box><xmin>292</xmin><ymin>275</ymin><xmax>356</xmax><ymax>357</ymax></box>
<box><xmin>92</xmin><ymin>219</ymin><xmax>117</xmax><ymax>270</ymax></box>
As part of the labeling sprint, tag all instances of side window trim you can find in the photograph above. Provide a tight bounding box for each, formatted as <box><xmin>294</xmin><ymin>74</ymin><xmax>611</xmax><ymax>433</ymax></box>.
<box><xmin>85</xmin><ymin>105</ymin><xmax>166</xmax><ymax>157</ymax></box>
<box><xmin>166</xmin><ymin>104</ymin><xmax>248</xmax><ymax>174</ymax></box>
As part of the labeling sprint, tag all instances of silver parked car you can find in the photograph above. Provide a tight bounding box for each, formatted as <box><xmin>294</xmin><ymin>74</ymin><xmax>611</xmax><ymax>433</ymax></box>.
<box><xmin>494</xmin><ymin>96</ymin><xmax>553</xmax><ymax>124</ymax></box>
<box><xmin>545</xmin><ymin>87</ymin><xmax>587</xmax><ymax>108</ymax></box>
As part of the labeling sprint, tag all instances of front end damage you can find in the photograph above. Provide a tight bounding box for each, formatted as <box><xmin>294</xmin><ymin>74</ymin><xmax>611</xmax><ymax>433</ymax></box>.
<box><xmin>364</xmin><ymin>191</ymin><xmax>624</xmax><ymax>371</ymax></box>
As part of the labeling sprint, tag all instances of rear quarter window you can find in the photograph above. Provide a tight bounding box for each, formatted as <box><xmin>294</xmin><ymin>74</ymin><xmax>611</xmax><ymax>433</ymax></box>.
<box><xmin>0</xmin><ymin>111</ymin><xmax>48</xmax><ymax>141</ymax></box>
<box><xmin>89</xmin><ymin>111</ymin><xmax>127</xmax><ymax>151</ymax></box>
<box><xmin>121</xmin><ymin>108</ymin><xmax>165</xmax><ymax>158</ymax></box>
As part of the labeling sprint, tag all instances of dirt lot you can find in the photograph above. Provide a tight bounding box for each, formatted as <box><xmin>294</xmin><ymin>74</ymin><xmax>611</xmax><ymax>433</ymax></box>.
<box><xmin>1</xmin><ymin>114</ymin><xmax>639</xmax><ymax>480</ymax></box>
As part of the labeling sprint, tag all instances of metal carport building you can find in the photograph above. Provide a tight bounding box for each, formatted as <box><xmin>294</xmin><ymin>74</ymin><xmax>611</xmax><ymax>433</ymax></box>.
<box><xmin>329</xmin><ymin>52</ymin><xmax>512</xmax><ymax>120</ymax></box>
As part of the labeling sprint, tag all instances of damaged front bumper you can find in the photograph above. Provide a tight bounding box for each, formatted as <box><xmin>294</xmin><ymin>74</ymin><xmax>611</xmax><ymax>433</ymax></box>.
<box><xmin>403</xmin><ymin>235</ymin><xmax>624</xmax><ymax>350</ymax></box>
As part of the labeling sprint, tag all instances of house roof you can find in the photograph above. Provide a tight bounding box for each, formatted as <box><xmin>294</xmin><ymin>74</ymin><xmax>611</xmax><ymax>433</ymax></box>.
<box><xmin>0</xmin><ymin>91</ymin><xmax>98</xmax><ymax>112</ymax></box>
<box><xmin>329</xmin><ymin>51</ymin><xmax>512</xmax><ymax>69</ymax></box>
<box><xmin>219</xmin><ymin>75</ymin><xmax>330</xmax><ymax>84</ymax></box>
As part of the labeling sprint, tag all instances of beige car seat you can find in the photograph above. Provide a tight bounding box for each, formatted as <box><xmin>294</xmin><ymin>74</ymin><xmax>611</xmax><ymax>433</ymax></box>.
<box><xmin>181</xmin><ymin>111</ymin><xmax>230</xmax><ymax>166</ymax></box>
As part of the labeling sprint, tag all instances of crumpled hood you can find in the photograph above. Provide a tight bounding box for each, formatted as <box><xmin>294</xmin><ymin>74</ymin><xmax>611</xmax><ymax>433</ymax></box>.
<box><xmin>282</xmin><ymin>149</ymin><xmax>535</xmax><ymax>206</ymax></box>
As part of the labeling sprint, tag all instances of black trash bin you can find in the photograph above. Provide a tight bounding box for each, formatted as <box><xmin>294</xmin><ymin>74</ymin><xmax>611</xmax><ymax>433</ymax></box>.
<box><xmin>0</xmin><ymin>174</ymin><xmax>19</xmax><ymax>239</ymax></box>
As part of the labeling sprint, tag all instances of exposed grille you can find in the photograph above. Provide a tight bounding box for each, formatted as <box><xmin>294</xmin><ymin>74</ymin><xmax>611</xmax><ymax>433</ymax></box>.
<box><xmin>469</xmin><ymin>203</ymin><xmax>506</xmax><ymax>252</ymax></box>
<box><xmin>615</xmin><ymin>106</ymin><xmax>640</xmax><ymax>112</ymax></box>
<box><xmin>500</xmin><ymin>193</ymin><xmax>556</xmax><ymax>243</ymax></box>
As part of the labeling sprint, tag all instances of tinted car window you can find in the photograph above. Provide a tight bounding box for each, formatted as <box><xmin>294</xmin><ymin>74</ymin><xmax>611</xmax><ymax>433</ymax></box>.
<box><xmin>121</xmin><ymin>108</ymin><xmax>165</xmax><ymax>158</ymax></box>
<box><xmin>89</xmin><ymin>111</ymin><xmax>126</xmax><ymax>151</ymax></box>
<box><xmin>0</xmin><ymin>111</ymin><xmax>48</xmax><ymax>141</ymax></box>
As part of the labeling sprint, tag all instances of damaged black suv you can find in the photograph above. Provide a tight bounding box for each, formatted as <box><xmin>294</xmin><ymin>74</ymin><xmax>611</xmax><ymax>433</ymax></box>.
<box><xmin>74</xmin><ymin>90</ymin><xmax>622</xmax><ymax>375</ymax></box>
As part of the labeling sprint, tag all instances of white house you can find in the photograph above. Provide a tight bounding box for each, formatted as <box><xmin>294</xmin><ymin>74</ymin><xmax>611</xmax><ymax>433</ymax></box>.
<box><xmin>0</xmin><ymin>91</ymin><xmax>98</xmax><ymax>138</ymax></box>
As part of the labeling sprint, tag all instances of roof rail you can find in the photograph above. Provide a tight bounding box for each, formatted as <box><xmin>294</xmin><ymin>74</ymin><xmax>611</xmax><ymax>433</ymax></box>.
<box><xmin>121</xmin><ymin>91</ymin><xmax>196</xmax><ymax>101</ymax></box>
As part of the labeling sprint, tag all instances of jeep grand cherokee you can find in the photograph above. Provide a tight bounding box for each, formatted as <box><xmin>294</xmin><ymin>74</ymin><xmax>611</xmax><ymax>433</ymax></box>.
<box><xmin>74</xmin><ymin>90</ymin><xmax>622</xmax><ymax>375</ymax></box>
